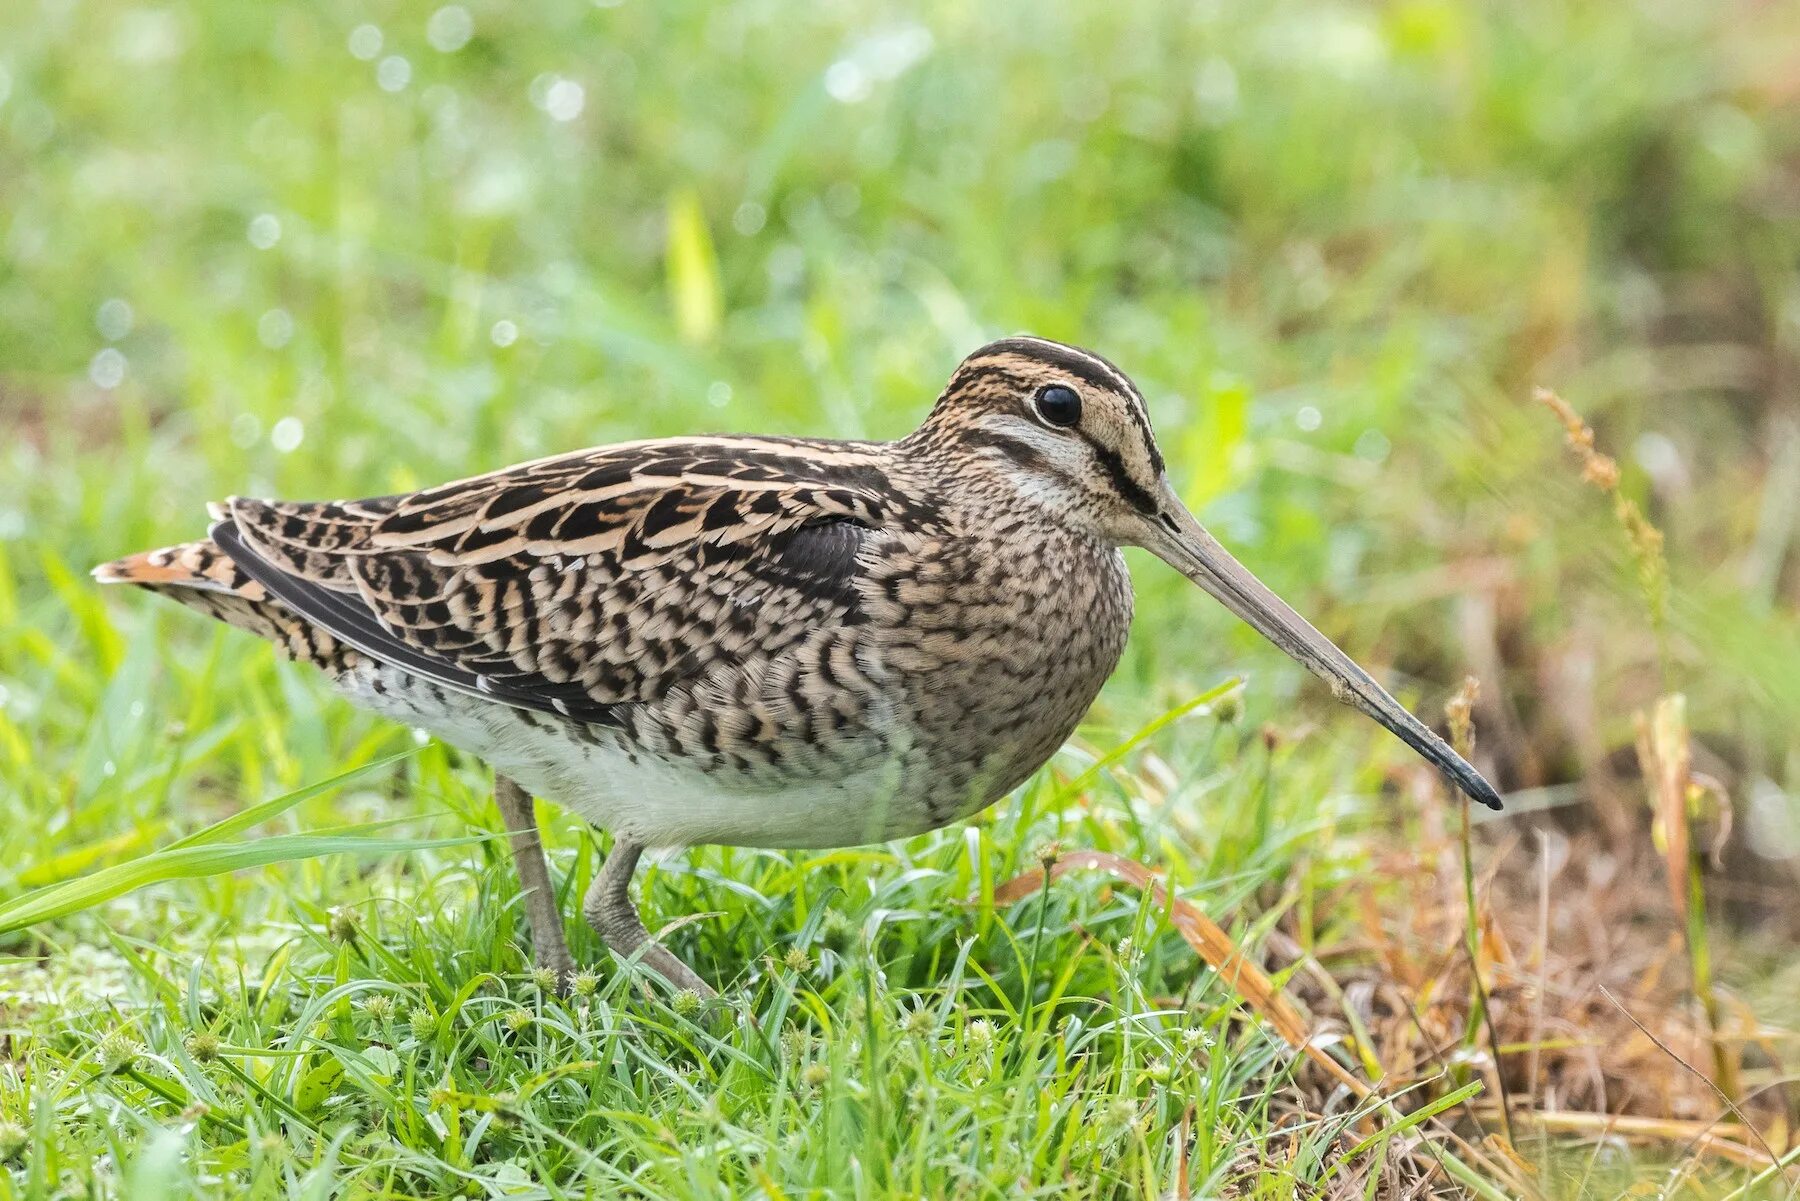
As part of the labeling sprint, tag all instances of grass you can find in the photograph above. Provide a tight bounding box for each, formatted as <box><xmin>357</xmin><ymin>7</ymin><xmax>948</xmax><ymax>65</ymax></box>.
<box><xmin>4</xmin><ymin>0</ymin><xmax>1800</xmax><ymax>1195</ymax></box>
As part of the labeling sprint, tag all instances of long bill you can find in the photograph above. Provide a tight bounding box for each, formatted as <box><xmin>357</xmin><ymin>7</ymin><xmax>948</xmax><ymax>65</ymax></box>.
<box><xmin>1139</xmin><ymin>480</ymin><xmax>1503</xmax><ymax>811</ymax></box>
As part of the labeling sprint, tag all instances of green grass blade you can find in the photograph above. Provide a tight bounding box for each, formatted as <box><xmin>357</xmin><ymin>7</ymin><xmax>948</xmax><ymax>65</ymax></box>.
<box><xmin>164</xmin><ymin>748</ymin><xmax>417</xmax><ymax>851</ymax></box>
<box><xmin>0</xmin><ymin>827</ymin><xmax>476</xmax><ymax>936</ymax></box>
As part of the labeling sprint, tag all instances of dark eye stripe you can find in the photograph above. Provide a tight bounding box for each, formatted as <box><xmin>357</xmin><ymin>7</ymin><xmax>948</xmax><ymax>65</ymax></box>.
<box><xmin>1082</xmin><ymin>436</ymin><xmax>1159</xmax><ymax>515</ymax></box>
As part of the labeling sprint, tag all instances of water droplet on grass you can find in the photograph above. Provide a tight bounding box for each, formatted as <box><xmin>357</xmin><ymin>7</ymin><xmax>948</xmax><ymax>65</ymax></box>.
<box><xmin>247</xmin><ymin>213</ymin><xmax>281</xmax><ymax>249</ymax></box>
<box><xmin>1296</xmin><ymin>405</ymin><xmax>1322</xmax><ymax>433</ymax></box>
<box><xmin>732</xmin><ymin>201</ymin><xmax>766</xmax><ymax>236</ymax></box>
<box><xmin>824</xmin><ymin>61</ymin><xmax>870</xmax><ymax>103</ymax></box>
<box><xmin>1354</xmin><ymin>428</ymin><xmax>1390</xmax><ymax>462</ymax></box>
<box><xmin>89</xmin><ymin>348</ymin><xmax>127</xmax><ymax>389</ymax></box>
<box><xmin>97</xmin><ymin>298</ymin><xmax>134</xmax><ymax>341</ymax></box>
<box><xmin>427</xmin><ymin>5</ymin><xmax>473</xmax><ymax>52</ymax></box>
<box><xmin>377</xmin><ymin>55</ymin><xmax>412</xmax><ymax>92</ymax></box>
<box><xmin>271</xmin><ymin>416</ymin><xmax>305</xmax><ymax>453</ymax></box>
<box><xmin>490</xmin><ymin>319</ymin><xmax>518</xmax><ymax>347</ymax></box>
<box><xmin>348</xmin><ymin>24</ymin><xmax>382</xmax><ymax>61</ymax></box>
<box><xmin>544</xmin><ymin>78</ymin><xmax>584</xmax><ymax>121</ymax></box>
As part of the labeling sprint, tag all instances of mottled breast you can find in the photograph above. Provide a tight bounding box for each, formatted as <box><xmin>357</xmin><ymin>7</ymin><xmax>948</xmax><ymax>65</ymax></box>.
<box><xmin>860</xmin><ymin>516</ymin><xmax>1134</xmax><ymax>837</ymax></box>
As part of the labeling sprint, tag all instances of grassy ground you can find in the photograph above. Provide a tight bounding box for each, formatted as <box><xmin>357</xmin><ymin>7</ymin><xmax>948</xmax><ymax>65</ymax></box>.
<box><xmin>3</xmin><ymin>0</ymin><xmax>1799</xmax><ymax>1196</ymax></box>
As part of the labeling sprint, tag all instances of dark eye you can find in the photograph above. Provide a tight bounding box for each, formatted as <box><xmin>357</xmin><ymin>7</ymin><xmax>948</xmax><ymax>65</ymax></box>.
<box><xmin>1034</xmin><ymin>385</ymin><xmax>1082</xmax><ymax>428</ymax></box>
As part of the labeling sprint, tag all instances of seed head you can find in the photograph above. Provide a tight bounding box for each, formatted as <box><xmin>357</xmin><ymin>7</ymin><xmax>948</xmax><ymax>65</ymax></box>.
<box><xmin>820</xmin><ymin>908</ymin><xmax>853</xmax><ymax>945</ymax></box>
<box><xmin>96</xmin><ymin>1030</ymin><xmax>142</xmax><ymax>1073</ymax></box>
<box><xmin>184</xmin><ymin>1031</ymin><xmax>222</xmax><ymax>1064</ymax></box>
<box><xmin>800</xmin><ymin>1062</ymin><xmax>829</xmax><ymax>1090</ymax></box>
<box><xmin>359</xmin><ymin>993</ymin><xmax>396</xmax><ymax>1022</ymax></box>
<box><xmin>964</xmin><ymin>1018</ymin><xmax>994</xmax><ymax>1053</ymax></box>
<box><xmin>407</xmin><ymin>1007</ymin><xmax>436</xmax><ymax>1039</ymax></box>
<box><xmin>326</xmin><ymin>906</ymin><xmax>359</xmax><ymax>945</ymax></box>
<box><xmin>1213</xmin><ymin>690</ymin><xmax>1244</xmax><ymax>725</ymax></box>
<box><xmin>901</xmin><ymin>1003</ymin><xmax>936</xmax><ymax>1038</ymax></box>
<box><xmin>0</xmin><ymin>1122</ymin><xmax>27</xmax><ymax>1162</ymax></box>
<box><xmin>531</xmin><ymin>966</ymin><xmax>559</xmax><ymax>993</ymax></box>
<box><xmin>672</xmin><ymin>988</ymin><xmax>703</xmax><ymax>1017</ymax></box>
<box><xmin>1179</xmin><ymin>1026</ymin><xmax>1213</xmax><ymax>1054</ymax></box>
<box><xmin>503</xmin><ymin>1008</ymin><xmax>532</xmax><ymax>1033</ymax></box>
<box><xmin>783</xmin><ymin>946</ymin><xmax>812</xmax><ymax>973</ymax></box>
<box><xmin>1103</xmin><ymin>1098</ymin><xmax>1138</xmax><ymax>1131</ymax></box>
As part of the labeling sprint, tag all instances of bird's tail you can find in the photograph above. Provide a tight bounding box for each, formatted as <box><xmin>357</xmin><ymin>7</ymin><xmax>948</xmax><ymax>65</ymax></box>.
<box><xmin>93</xmin><ymin>536</ymin><xmax>330</xmax><ymax>659</ymax></box>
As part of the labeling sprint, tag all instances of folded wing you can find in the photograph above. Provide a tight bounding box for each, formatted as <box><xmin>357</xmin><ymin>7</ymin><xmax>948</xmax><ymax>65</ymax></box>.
<box><xmin>214</xmin><ymin>439</ymin><xmax>898</xmax><ymax>724</ymax></box>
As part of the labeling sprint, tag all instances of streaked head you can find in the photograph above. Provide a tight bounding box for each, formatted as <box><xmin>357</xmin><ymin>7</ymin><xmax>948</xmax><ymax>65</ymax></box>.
<box><xmin>914</xmin><ymin>336</ymin><xmax>1168</xmax><ymax>542</ymax></box>
<box><xmin>915</xmin><ymin>334</ymin><xmax>1504</xmax><ymax>812</ymax></box>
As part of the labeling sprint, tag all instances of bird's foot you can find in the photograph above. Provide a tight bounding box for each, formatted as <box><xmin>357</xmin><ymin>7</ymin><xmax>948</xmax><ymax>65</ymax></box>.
<box><xmin>621</xmin><ymin>939</ymin><xmax>718</xmax><ymax>1004</ymax></box>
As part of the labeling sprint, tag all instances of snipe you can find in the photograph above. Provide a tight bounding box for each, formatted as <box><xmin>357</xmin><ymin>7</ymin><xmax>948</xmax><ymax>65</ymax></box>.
<box><xmin>97</xmin><ymin>336</ymin><xmax>1501</xmax><ymax>996</ymax></box>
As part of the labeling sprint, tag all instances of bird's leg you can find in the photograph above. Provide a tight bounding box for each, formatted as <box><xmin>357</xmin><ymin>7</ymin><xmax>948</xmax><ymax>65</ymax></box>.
<box><xmin>583</xmin><ymin>836</ymin><xmax>716</xmax><ymax>999</ymax></box>
<box><xmin>492</xmin><ymin>773</ymin><xmax>574</xmax><ymax>987</ymax></box>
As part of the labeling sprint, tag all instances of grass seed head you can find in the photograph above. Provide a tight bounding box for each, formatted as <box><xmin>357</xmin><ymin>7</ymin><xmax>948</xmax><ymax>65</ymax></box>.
<box><xmin>783</xmin><ymin>946</ymin><xmax>812</xmax><ymax>973</ymax></box>
<box><xmin>902</xmin><ymin>1003</ymin><xmax>936</xmax><ymax>1038</ymax></box>
<box><xmin>184</xmin><ymin>1031</ymin><xmax>221</xmax><ymax>1064</ymax></box>
<box><xmin>570</xmin><ymin>969</ymin><xmax>600</xmax><ymax>997</ymax></box>
<box><xmin>360</xmin><ymin>993</ymin><xmax>396</xmax><ymax>1022</ymax></box>
<box><xmin>96</xmin><ymin>1030</ymin><xmax>142</xmax><ymax>1073</ymax></box>
<box><xmin>0</xmin><ymin>1122</ymin><xmax>26</xmax><ymax>1162</ymax></box>
<box><xmin>326</xmin><ymin>906</ymin><xmax>359</xmax><ymax>945</ymax></box>
<box><xmin>800</xmin><ymin>1062</ymin><xmax>829</xmax><ymax>1090</ymax></box>
<box><xmin>503</xmin><ymin>1008</ymin><xmax>532</xmax><ymax>1033</ymax></box>
<box><xmin>672</xmin><ymin>988</ymin><xmax>703</xmax><ymax>1017</ymax></box>
<box><xmin>531</xmin><ymin>966</ymin><xmax>559</xmax><ymax>993</ymax></box>
<box><xmin>407</xmin><ymin>1007</ymin><xmax>435</xmax><ymax>1038</ymax></box>
<box><xmin>1102</xmin><ymin>1098</ymin><xmax>1138</xmax><ymax>1132</ymax></box>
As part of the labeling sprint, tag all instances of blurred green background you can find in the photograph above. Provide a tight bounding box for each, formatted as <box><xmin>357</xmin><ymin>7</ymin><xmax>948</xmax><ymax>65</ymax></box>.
<box><xmin>3</xmin><ymin>0</ymin><xmax>1800</xmax><ymax>1193</ymax></box>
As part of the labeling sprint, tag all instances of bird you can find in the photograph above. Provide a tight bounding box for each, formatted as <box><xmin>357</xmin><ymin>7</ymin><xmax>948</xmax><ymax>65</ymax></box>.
<box><xmin>95</xmin><ymin>336</ymin><xmax>1502</xmax><ymax>997</ymax></box>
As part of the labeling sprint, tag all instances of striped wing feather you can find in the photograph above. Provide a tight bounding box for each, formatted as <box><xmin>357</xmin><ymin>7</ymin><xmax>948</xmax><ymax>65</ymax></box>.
<box><xmin>218</xmin><ymin>439</ymin><xmax>895</xmax><ymax>724</ymax></box>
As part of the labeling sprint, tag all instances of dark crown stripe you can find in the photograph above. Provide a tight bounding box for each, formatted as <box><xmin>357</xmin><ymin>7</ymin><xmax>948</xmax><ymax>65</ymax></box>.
<box><xmin>972</xmin><ymin>337</ymin><xmax>1126</xmax><ymax>394</ymax></box>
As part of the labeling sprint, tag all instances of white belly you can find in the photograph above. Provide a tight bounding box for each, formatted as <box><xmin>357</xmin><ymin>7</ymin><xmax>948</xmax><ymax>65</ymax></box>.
<box><xmin>335</xmin><ymin>661</ymin><xmax>931</xmax><ymax>848</ymax></box>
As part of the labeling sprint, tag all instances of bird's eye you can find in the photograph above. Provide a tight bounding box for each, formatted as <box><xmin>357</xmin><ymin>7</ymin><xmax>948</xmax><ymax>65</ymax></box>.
<box><xmin>1034</xmin><ymin>385</ymin><xmax>1082</xmax><ymax>428</ymax></box>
